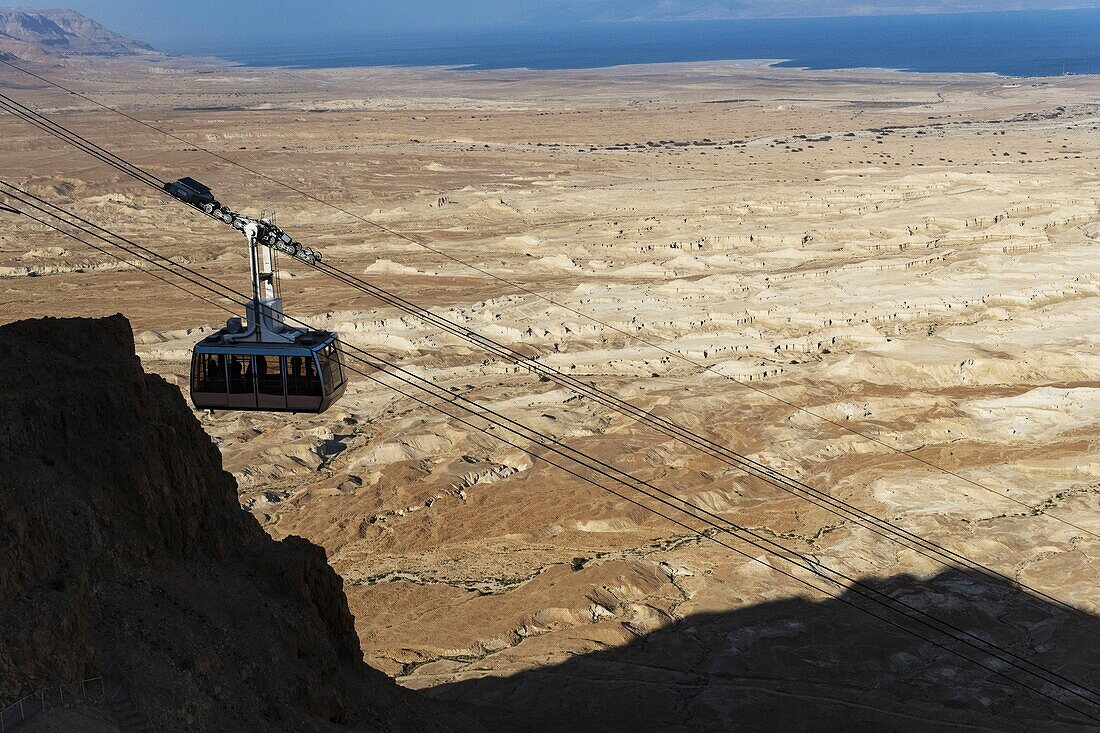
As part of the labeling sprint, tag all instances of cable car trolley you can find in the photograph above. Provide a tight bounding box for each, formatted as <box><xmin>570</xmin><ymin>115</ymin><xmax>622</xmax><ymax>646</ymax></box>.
<box><xmin>190</xmin><ymin>216</ymin><xmax>347</xmax><ymax>414</ymax></box>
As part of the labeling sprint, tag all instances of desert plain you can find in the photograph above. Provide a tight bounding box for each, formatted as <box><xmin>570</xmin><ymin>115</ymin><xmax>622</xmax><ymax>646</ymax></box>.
<box><xmin>2</xmin><ymin>55</ymin><xmax>1099</xmax><ymax>729</ymax></box>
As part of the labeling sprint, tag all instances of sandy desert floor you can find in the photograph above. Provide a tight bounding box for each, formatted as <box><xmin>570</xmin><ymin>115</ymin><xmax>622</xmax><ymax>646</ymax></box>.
<box><xmin>2</xmin><ymin>55</ymin><xmax>1099</xmax><ymax>729</ymax></box>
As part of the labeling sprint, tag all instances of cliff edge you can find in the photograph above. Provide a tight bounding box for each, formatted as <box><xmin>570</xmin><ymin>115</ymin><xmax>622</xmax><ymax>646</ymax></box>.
<box><xmin>0</xmin><ymin>315</ymin><xmax>479</xmax><ymax>731</ymax></box>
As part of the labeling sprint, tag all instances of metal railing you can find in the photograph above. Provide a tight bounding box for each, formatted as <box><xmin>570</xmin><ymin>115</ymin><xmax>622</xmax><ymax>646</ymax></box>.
<box><xmin>0</xmin><ymin>677</ymin><xmax>106</xmax><ymax>732</ymax></box>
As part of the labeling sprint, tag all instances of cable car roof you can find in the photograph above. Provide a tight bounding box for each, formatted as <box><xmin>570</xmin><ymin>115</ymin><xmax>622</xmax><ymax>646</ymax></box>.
<box><xmin>194</xmin><ymin>329</ymin><xmax>339</xmax><ymax>357</ymax></box>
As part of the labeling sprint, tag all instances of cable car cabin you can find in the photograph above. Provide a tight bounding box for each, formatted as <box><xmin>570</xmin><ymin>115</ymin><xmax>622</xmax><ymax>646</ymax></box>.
<box><xmin>190</xmin><ymin>331</ymin><xmax>347</xmax><ymax>414</ymax></box>
<box><xmin>188</xmin><ymin>201</ymin><xmax>345</xmax><ymax>415</ymax></box>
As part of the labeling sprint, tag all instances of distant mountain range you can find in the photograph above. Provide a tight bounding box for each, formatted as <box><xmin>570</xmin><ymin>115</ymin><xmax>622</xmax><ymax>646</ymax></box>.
<box><xmin>526</xmin><ymin>0</ymin><xmax>1100</xmax><ymax>21</ymax></box>
<box><xmin>0</xmin><ymin>7</ymin><xmax>154</xmax><ymax>61</ymax></box>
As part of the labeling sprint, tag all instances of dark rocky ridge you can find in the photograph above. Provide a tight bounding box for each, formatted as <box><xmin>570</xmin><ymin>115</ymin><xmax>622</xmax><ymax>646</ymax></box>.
<box><xmin>0</xmin><ymin>315</ymin><xmax>480</xmax><ymax>731</ymax></box>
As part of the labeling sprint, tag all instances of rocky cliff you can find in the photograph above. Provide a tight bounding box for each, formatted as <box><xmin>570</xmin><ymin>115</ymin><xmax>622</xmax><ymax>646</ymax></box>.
<box><xmin>0</xmin><ymin>8</ymin><xmax>154</xmax><ymax>61</ymax></box>
<box><xmin>0</xmin><ymin>315</ymin><xmax>479</xmax><ymax>731</ymax></box>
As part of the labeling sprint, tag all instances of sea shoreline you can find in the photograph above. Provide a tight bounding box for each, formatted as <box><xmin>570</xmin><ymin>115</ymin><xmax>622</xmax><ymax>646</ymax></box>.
<box><xmin>181</xmin><ymin>55</ymin><xmax>1049</xmax><ymax>82</ymax></box>
<box><xmin>151</xmin><ymin>8</ymin><xmax>1100</xmax><ymax>79</ymax></box>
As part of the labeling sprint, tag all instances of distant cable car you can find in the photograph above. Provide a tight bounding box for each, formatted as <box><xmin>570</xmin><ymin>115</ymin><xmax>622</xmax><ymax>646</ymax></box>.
<box><xmin>189</xmin><ymin>218</ymin><xmax>347</xmax><ymax>414</ymax></box>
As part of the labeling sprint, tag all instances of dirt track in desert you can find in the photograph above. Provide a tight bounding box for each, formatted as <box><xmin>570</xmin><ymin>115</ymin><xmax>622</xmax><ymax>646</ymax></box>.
<box><xmin>2</xmin><ymin>56</ymin><xmax>1099</xmax><ymax>728</ymax></box>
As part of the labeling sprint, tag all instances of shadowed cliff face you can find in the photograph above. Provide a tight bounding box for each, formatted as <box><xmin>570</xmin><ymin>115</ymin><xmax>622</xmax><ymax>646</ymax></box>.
<box><xmin>430</xmin><ymin>568</ymin><xmax>1100</xmax><ymax>732</ymax></box>
<box><xmin>0</xmin><ymin>315</ymin><xmax>480</xmax><ymax>732</ymax></box>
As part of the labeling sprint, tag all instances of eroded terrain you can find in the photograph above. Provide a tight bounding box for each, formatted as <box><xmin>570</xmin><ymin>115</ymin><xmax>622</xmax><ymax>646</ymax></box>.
<box><xmin>2</xmin><ymin>57</ymin><xmax>1099</xmax><ymax>728</ymax></box>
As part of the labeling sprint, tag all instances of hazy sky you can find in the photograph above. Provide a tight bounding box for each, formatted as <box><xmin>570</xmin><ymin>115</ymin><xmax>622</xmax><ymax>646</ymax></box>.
<box><xmin>11</xmin><ymin>0</ymin><xmax>525</xmax><ymax>43</ymax></box>
<box><xmin>9</xmin><ymin>0</ymin><xmax>1100</xmax><ymax>47</ymax></box>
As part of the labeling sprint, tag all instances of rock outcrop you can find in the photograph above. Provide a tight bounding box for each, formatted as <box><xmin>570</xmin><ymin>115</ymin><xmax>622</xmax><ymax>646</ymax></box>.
<box><xmin>0</xmin><ymin>8</ymin><xmax>155</xmax><ymax>60</ymax></box>
<box><xmin>0</xmin><ymin>315</ymin><xmax>479</xmax><ymax>731</ymax></box>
